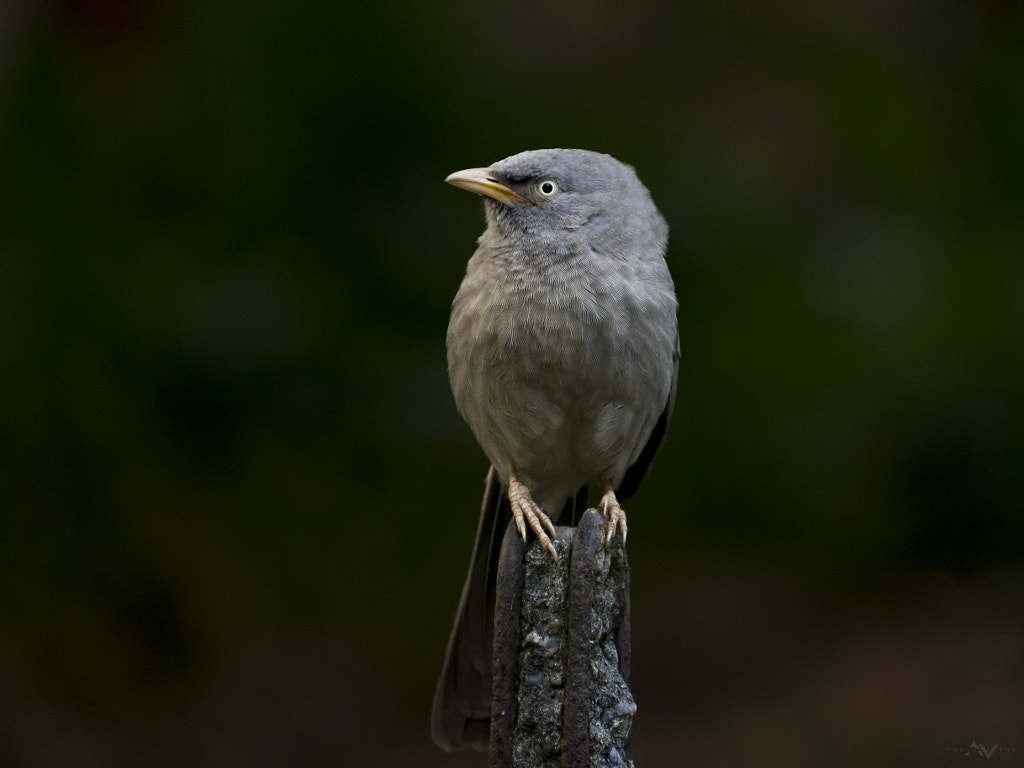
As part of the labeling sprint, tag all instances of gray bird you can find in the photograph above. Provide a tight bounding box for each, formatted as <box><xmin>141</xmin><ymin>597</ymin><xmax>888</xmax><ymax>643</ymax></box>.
<box><xmin>432</xmin><ymin>148</ymin><xmax>678</xmax><ymax>752</ymax></box>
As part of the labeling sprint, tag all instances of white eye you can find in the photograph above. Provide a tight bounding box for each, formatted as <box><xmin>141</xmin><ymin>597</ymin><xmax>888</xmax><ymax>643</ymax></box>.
<box><xmin>536</xmin><ymin>179</ymin><xmax>559</xmax><ymax>197</ymax></box>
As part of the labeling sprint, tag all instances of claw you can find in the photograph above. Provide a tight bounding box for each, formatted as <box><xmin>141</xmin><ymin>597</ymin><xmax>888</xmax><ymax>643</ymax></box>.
<box><xmin>508</xmin><ymin>469</ymin><xmax>558</xmax><ymax>559</ymax></box>
<box><xmin>599</xmin><ymin>487</ymin><xmax>628</xmax><ymax>546</ymax></box>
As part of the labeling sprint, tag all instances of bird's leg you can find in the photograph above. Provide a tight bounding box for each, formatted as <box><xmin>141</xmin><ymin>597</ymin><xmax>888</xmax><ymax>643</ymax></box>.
<box><xmin>598</xmin><ymin>476</ymin><xmax>627</xmax><ymax>546</ymax></box>
<box><xmin>508</xmin><ymin>466</ymin><xmax>558</xmax><ymax>558</ymax></box>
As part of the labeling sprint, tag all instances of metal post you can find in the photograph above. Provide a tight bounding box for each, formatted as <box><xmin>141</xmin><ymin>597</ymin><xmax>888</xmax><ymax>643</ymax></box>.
<box><xmin>490</xmin><ymin>509</ymin><xmax>635</xmax><ymax>767</ymax></box>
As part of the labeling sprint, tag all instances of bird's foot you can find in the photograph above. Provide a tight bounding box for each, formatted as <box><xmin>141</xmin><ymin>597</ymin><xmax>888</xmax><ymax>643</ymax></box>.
<box><xmin>508</xmin><ymin>470</ymin><xmax>558</xmax><ymax>559</ymax></box>
<box><xmin>599</xmin><ymin>487</ymin><xmax>628</xmax><ymax>546</ymax></box>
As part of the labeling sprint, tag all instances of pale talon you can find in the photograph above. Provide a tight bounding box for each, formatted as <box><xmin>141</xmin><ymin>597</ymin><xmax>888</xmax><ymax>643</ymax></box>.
<box><xmin>599</xmin><ymin>486</ymin><xmax>628</xmax><ymax>546</ymax></box>
<box><xmin>508</xmin><ymin>469</ymin><xmax>558</xmax><ymax>559</ymax></box>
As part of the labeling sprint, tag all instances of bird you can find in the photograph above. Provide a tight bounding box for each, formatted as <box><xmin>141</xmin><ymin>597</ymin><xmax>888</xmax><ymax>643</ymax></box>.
<box><xmin>432</xmin><ymin>148</ymin><xmax>678</xmax><ymax>752</ymax></box>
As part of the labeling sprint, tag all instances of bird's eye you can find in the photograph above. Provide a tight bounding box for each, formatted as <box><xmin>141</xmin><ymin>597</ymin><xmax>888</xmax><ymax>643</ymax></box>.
<box><xmin>537</xmin><ymin>179</ymin><xmax>559</xmax><ymax>197</ymax></box>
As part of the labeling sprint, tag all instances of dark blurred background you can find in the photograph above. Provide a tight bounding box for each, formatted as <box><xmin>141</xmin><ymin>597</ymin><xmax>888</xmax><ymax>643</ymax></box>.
<box><xmin>1</xmin><ymin>1</ymin><xmax>1022</xmax><ymax>766</ymax></box>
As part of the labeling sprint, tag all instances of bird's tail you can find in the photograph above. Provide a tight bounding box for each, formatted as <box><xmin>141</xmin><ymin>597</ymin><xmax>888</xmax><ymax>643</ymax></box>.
<box><xmin>431</xmin><ymin>466</ymin><xmax>507</xmax><ymax>751</ymax></box>
<box><xmin>430</xmin><ymin>467</ymin><xmax>587</xmax><ymax>751</ymax></box>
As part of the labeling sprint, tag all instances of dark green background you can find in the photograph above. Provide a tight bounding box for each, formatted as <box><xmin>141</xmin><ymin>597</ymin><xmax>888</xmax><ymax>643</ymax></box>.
<box><xmin>1</xmin><ymin>1</ymin><xmax>1022</xmax><ymax>766</ymax></box>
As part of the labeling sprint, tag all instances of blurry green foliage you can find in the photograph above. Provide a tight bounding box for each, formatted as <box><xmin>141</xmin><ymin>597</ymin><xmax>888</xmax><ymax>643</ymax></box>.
<box><xmin>0</xmin><ymin>0</ymin><xmax>1022</xmax><ymax>765</ymax></box>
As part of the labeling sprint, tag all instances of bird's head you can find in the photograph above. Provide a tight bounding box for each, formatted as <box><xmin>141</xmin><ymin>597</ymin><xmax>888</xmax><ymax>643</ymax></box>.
<box><xmin>446</xmin><ymin>148</ymin><xmax>667</xmax><ymax>262</ymax></box>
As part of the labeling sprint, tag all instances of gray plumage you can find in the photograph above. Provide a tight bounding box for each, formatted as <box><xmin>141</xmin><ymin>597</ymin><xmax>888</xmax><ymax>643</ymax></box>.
<box><xmin>433</xmin><ymin>148</ymin><xmax>679</xmax><ymax>752</ymax></box>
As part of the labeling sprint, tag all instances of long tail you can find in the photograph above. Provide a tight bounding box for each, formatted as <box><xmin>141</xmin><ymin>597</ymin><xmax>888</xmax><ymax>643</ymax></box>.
<box><xmin>431</xmin><ymin>468</ymin><xmax>587</xmax><ymax>751</ymax></box>
<box><xmin>431</xmin><ymin>466</ymin><xmax>507</xmax><ymax>751</ymax></box>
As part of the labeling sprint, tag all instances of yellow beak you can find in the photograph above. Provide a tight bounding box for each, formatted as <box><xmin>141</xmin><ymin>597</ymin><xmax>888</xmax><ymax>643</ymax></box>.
<box><xmin>445</xmin><ymin>167</ymin><xmax>532</xmax><ymax>206</ymax></box>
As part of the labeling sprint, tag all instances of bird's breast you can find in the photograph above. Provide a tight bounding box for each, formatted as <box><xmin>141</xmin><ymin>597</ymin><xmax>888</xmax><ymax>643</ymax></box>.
<box><xmin>447</xmin><ymin>249</ymin><xmax>675</xmax><ymax>493</ymax></box>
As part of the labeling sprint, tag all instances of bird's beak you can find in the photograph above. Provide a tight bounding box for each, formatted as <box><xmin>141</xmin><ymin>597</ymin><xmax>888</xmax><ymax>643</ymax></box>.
<box><xmin>445</xmin><ymin>167</ymin><xmax>533</xmax><ymax>206</ymax></box>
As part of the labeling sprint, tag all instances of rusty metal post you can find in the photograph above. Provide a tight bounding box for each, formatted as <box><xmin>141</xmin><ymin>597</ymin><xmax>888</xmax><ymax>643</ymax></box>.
<box><xmin>491</xmin><ymin>519</ymin><xmax>525</xmax><ymax>768</ymax></box>
<box><xmin>490</xmin><ymin>509</ymin><xmax>635</xmax><ymax>768</ymax></box>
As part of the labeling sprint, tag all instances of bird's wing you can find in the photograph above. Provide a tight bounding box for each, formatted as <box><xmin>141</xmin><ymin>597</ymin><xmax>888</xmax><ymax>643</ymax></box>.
<box><xmin>616</xmin><ymin>328</ymin><xmax>679</xmax><ymax>502</ymax></box>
